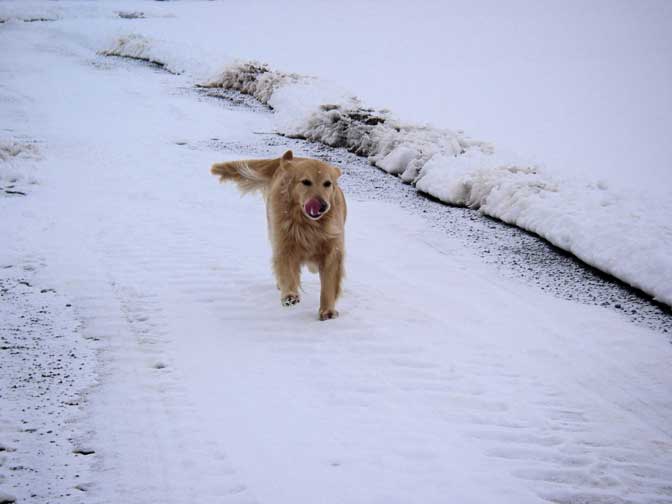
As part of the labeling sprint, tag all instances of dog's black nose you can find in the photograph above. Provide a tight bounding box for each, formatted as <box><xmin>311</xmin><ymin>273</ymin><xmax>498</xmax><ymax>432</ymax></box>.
<box><xmin>319</xmin><ymin>199</ymin><xmax>329</xmax><ymax>213</ymax></box>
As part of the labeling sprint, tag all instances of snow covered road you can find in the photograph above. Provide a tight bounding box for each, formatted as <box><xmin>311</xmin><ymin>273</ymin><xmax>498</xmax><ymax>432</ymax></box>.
<box><xmin>1</xmin><ymin>15</ymin><xmax>672</xmax><ymax>504</ymax></box>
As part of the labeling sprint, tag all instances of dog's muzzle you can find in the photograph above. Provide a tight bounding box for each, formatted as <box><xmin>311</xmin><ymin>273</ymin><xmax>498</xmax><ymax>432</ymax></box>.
<box><xmin>304</xmin><ymin>197</ymin><xmax>329</xmax><ymax>220</ymax></box>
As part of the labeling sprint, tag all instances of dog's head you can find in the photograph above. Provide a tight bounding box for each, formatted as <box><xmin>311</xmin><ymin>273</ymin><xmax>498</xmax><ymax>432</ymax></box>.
<box><xmin>281</xmin><ymin>150</ymin><xmax>342</xmax><ymax>221</ymax></box>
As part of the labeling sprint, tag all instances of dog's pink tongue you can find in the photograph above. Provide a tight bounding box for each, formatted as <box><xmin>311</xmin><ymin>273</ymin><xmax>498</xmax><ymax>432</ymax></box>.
<box><xmin>305</xmin><ymin>198</ymin><xmax>322</xmax><ymax>217</ymax></box>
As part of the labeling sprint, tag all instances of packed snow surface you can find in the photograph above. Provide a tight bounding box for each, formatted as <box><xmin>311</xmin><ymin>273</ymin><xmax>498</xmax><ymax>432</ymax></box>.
<box><xmin>1</xmin><ymin>2</ymin><xmax>672</xmax><ymax>504</ymax></box>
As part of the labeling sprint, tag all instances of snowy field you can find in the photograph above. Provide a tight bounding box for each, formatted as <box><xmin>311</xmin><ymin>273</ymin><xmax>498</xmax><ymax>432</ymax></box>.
<box><xmin>1</xmin><ymin>2</ymin><xmax>672</xmax><ymax>504</ymax></box>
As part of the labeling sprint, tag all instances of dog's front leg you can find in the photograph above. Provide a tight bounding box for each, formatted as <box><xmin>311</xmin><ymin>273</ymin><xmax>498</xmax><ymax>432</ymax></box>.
<box><xmin>318</xmin><ymin>249</ymin><xmax>344</xmax><ymax>321</ymax></box>
<box><xmin>273</xmin><ymin>252</ymin><xmax>301</xmax><ymax>306</ymax></box>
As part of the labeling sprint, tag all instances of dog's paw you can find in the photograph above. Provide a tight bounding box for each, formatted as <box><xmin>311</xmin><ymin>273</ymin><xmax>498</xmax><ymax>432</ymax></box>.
<box><xmin>281</xmin><ymin>294</ymin><xmax>300</xmax><ymax>307</ymax></box>
<box><xmin>319</xmin><ymin>309</ymin><xmax>339</xmax><ymax>321</ymax></box>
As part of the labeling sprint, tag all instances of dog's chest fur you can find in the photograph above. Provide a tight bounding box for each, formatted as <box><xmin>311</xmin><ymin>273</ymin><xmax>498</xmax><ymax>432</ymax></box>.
<box><xmin>274</xmin><ymin>207</ymin><xmax>339</xmax><ymax>257</ymax></box>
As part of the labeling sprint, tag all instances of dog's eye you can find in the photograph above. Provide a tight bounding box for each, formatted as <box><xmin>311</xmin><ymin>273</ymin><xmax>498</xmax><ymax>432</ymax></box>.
<box><xmin>301</xmin><ymin>179</ymin><xmax>312</xmax><ymax>186</ymax></box>
<box><xmin>323</xmin><ymin>181</ymin><xmax>332</xmax><ymax>188</ymax></box>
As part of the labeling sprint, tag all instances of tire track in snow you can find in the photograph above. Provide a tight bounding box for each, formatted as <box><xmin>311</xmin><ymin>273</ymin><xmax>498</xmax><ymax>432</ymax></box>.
<box><xmin>79</xmin><ymin>211</ymin><xmax>260</xmax><ymax>504</ymax></box>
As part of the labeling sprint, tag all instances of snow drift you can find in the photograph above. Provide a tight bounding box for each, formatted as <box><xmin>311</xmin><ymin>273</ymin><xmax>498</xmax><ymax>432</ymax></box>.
<box><xmin>103</xmin><ymin>34</ymin><xmax>672</xmax><ymax>307</ymax></box>
<box><xmin>100</xmin><ymin>34</ymin><xmax>180</xmax><ymax>74</ymax></box>
<box><xmin>0</xmin><ymin>138</ymin><xmax>40</xmax><ymax>190</ymax></box>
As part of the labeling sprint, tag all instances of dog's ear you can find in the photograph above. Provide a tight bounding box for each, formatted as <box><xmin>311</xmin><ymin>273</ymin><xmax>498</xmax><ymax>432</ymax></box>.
<box><xmin>282</xmin><ymin>150</ymin><xmax>293</xmax><ymax>161</ymax></box>
<box><xmin>331</xmin><ymin>165</ymin><xmax>342</xmax><ymax>179</ymax></box>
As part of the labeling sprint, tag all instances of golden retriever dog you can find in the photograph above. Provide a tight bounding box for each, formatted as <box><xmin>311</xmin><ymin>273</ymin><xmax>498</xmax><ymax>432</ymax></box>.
<box><xmin>211</xmin><ymin>150</ymin><xmax>346</xmax><ymax>320</ymax></box>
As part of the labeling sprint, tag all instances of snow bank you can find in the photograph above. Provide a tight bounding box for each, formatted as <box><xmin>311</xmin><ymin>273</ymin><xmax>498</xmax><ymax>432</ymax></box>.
<box><xmin>101</xmin><ymin>34</ymin><xmax>672</xmax><ymax>306</ymax></box>
<box><xmin>0</xmin><ymin>139</ymin><xmax>39</xmax><ymax>162</ymax></box>
<box><xmin>0</xmin><ymin>1</ymin><xmax>170</xmax><ymax>23</ymax></box>
<box><xmin>99</xmin><ymin>33</ymin><xmax>222</xmax><ymax>80</ymax></box>
<box><xmin>0</xmin><ymin>4</ymin><xmax>59</xmax><ymax>24</ymax></box>
<box><xmin>0</xmin><ymin>139</ymin><xmax>40</xmax><ymax>189</ymax></box>
<box><xmin>201</xmin><ymin>62</ymin><xmax>308</xmax><ymax>105</ymax></box>
<box><xmin>416</xmin><ymin>152</ymin><xmax>672</xmax><ymax>306</ymax></box>
<box><xmin>100</xmin><ymin>33</ymin><xmax>182</xmax><ymax>74</ymax></box>
<box><xmin>202</xmin><ymin>61</ymin><xmax>672</xmax><ymax>306</ymax></box>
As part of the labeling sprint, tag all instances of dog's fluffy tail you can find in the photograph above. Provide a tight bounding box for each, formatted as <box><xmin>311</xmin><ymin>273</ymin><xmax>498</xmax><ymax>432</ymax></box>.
<box><xmin>211</xmin><ymin>150</ymin><xmax>293</xmax><ymax>195</ymax></box>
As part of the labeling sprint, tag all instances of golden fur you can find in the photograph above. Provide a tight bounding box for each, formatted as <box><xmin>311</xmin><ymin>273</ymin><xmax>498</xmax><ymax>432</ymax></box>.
<box><xmin>211</xmin><ymin>150</ymin><xmax>346</xmax><ymax>320</ymax></box>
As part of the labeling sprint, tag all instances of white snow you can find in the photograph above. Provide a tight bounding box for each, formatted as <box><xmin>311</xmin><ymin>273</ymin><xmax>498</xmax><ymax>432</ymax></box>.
<box><xmin>415</xmin><ymin>151</ymin><xmax>672</xmax><ymax>305</ymax></box>
<box><xmin>47</xmin><ymin>1</ymin><xmax>670</xmax><ymax>306</ymax></box>
<box><xmin>112</xmin><ymin>46</ymin><xmax>672</xmax><ymax>306</ymax></box>
<box><xmin>1</xmin><ymin>2</ymin><xmax>672</xmax><ymax>504</ymax></box>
